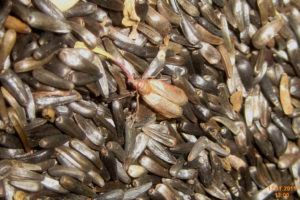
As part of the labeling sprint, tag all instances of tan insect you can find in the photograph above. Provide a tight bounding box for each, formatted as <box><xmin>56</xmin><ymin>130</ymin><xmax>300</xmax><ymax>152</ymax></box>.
<box><xmin>75</xmin><ymin>42</ymin><xmax>188</xmax><ymax>118</ymax></box>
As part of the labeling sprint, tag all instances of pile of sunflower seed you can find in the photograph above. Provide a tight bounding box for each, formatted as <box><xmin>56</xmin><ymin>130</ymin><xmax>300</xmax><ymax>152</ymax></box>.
<box><xmin>0</xmin><ymin>0</ymin><xmax>299</xmax><ymax>199</ymax></box>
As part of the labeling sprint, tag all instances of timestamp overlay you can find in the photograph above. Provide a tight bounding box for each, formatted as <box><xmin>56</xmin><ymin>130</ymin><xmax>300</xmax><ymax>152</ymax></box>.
<box><xmin>268</xmin><ymin>185</ymin><xmax>297</xmax><ymax>199</ymax></box>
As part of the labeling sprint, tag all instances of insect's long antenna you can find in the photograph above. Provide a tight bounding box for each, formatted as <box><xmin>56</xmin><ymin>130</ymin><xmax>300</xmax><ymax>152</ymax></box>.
<box><xmin>74</xmin><ymin>41</ymin><xmax>135</xmax><ymax>83</ymax></box>
<box><xmin>112</xmin><ymin>59</ymin><xmax>135</xmax><ymax>83</ymax></box>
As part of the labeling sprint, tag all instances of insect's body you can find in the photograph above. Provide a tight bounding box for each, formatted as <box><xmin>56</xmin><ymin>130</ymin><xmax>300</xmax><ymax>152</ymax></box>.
<box><xmin>74</xmin><ymin>42</ymin><xmax>188</xmax><ymax>118</ymax></box>
<box><xmin>132</xmin><ymin>79</ymin><xmax>188</xmax><ymax>118</ymax></box>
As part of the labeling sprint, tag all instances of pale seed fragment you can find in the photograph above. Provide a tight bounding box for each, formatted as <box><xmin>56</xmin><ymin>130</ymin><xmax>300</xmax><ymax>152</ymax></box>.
<box><xmin>49</xmin><ymin>0</ymin><xmax>79</xmax><ymax>12</ymax></box>
<box><xmin>218</xmin><ymin>45</ymin><xmax>233</xmax><ymax>78</ymax></box>
<box><xmin>230</xmin><ymin>91</ymin><xmax>243</xmax><ymax>112</ymax></box>
<box><xmin>280</xmin><ymin>73</ymin><xmax>294</xmax><ymax>115</ymax></box>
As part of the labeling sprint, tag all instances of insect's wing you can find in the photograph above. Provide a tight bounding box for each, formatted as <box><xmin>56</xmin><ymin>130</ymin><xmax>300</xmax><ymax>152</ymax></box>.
<box><xmin>142</xmin><ymin>92</ymin><xmax>183</xmax><ymax>118</ymax></box>
<box><xmin>148</xmin><ymin>79</ymin><xmax>188</xmax><ymax>105</ymax></box>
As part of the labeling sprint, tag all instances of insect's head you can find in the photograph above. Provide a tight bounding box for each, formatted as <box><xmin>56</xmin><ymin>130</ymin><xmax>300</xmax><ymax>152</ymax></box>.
<box><xmin>131</xmin><ymin>79</ymin><xmax>151</xmax><ymax>95</ymax></box>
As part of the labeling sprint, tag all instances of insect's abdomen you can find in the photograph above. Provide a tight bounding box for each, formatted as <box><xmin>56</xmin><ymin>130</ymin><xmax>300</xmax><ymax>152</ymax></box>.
<box><xmin>148</xmin><ymin>79</ymin><xmax>188</xmax><ymax>105</ymax></box>
<box><xmin>142</xmin><ymin>92</ymin><xmax>183</xmax><ymax>118</ymax></box>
